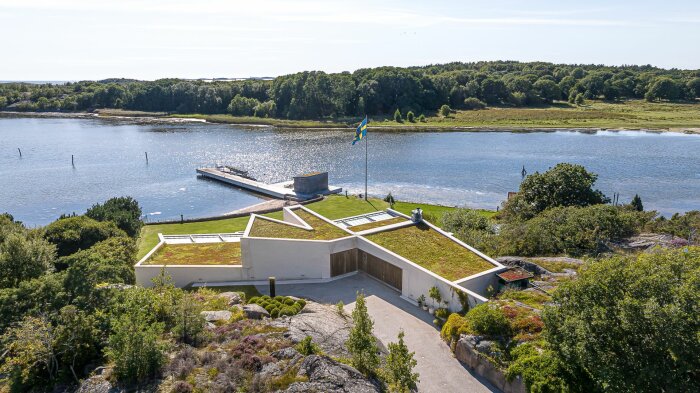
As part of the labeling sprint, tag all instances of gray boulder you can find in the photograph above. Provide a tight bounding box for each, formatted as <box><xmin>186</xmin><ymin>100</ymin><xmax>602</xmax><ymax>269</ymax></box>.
<box><xmin>243</xmin><ymin>303</ymin><xmax>270</xmax><ymax>319</ymax></box>
<box><xmin>272</xmin><ymin>301</ymin><xmax>352</xmax><ymax>357</ymax></box>
<box><xmin>496</xmin><ymin>256</ymin><xmax>550</xmax><ymax>275</ymax></box>
<box><xmin>284</xmin><ymin>355</ymin><xmax>380</xmax><ymax>393</ymax></box>
<box><xmin>218</xmin><ymin>291</ymin><xmax>243</xmax><ymax>306</ymax></box>
<box><xmin>200</xmin><ymin>310</ymin><xmax>232</xmax><ymax>323</ymax></box>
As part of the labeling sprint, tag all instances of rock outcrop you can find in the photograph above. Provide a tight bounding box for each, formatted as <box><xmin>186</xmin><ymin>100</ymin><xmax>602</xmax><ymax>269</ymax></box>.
<box><xmin>218</xmin><ymin>291</ymin><xmax>243</xmax><ymax>306</ymax></box>
<box><xmin>243</xmin><ymin>304</ymin><xmax>270</xmax><ymax>319</ymax></box>
<box><xmin>455</xmin><ymin>335</ymin><xmax>526</xmax><ymax>393</ymax></box>
<box><xmin>272</xmin><ymin>301</ymin><xmax>352</xmax><ymax>357</ymax></box>
<box><xmin>284</xmin><ymin>355</ymin><xmax>381</xmax><ymax>393</ymax></box>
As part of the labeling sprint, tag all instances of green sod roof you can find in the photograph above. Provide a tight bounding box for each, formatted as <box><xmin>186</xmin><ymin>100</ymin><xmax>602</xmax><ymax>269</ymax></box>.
<box><xmin>143</xmin><ymin>242</ymin><xmax>241</xmax><ymax>265</ymax></box>
<box><xmin>364</xmin><ymin>223</ymin><xmax>495</xmax><ymax>281</ymax></box>
<box><xmin>248</xmin><ymin>209</ymin><xmax>349</xmax><ymax>240</ymax></box>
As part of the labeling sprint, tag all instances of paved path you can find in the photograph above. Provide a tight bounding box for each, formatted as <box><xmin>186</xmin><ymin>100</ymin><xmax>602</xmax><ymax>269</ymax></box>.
<box><xmin>256</xmin><ymin>273</ymin><xmax>500</xmax><ymax>393</ymax></box>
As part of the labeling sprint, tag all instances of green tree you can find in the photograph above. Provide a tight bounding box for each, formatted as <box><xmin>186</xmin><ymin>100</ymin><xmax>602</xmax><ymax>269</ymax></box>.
<box><xmin>346</xmin><ymin>292</ymin><xmax>380</xmax><ymax>377</ymax></box>
<box><xmin>533</xmin><ymin>79</ymin><xmax>561</xmax><ymax>103</ymax></box>
<box><xmin>439</xmin><ymin>104</ymin><xmax>451</xmax><ymax>117</ymax></box>
<box><xmin>0</xmin><ymin>232</ymin><xmax>56</xmax><ymax>288</ymax></box>
<box><xmin>106</xmin><ymin>309</ymin><xmax>166</xmax><ymax>383</ymax></box>
<box><xmin>417</xmin><ymin>114</ymin><xmax>426</xmax><ymax>122</ymax></box>
<box><xmin>645</xmin><ymin>77</ymin><xmax>681</xmax><ymax>101</ymax></box>
<box><xmin>463</xmin><ymin>97</ymin><xmax>486</xmax><ymax>110</ymax></box>
<box><xmin>544</xmin><ymin>248</ymin><xmax>700</xmax><ymax>392</ymax></box>
<box><xmin>44</xmin><ymin>216</ymin><xmax>125</xmax><ymax>257</ymax></box>
<box><xmin>687</xmin><ymin>77</ymin><xmax>700</xmax><ymax>99</ymax></box>
<box><xmin>253</xmin><ymin>100</ymin><xmax>276</xmax><ymax>118</ymax></box>
<box><xmin>629</xmin><ymin>194</ymin><xmax>643</xmax><ymax>211</ymax></box>
<box><xmin>393</xmin><ymin>108</ymin><xmax>403</xmax><ymax>122</ymax></box>
<box><xmin>55</xmin><ymin>305</ymin><xmax>100</xmax><ymax>382</ymax></box>
<box><xmin>227</xmin><ymin>94</ymin><xmax>261</xmax><ymax>116</ymax></box>
<box><xmin>0</xmin><ymin>315</ymin><xmax>58</xmax><ymax>387</ymax></box>
<box><xmin>85</xmin><ymin>196</ymin><xmax>143</xmax><ymax>238</ymax></box>
<box><xmin>502</xmin><ymin>163</ymin><xmax>609</xmax><ymax>220</ymax></box>
<box><xmin>172</xmin><ymin>293</ymin><xmax>205</xmax><ymax>346</ymax></box>
<box><xmin>406</xmin><ymin>110</ymin><xmax>415</xmax><ymax>122</ymax></box>
<box><xmin>384</xmin><ymin>330</ymin><xmax>419</xmax><ymax>392</ymax></box>
<box><xmin>574</xmin><ymin>93</ymin><xmax>585</xmax><ymax>105</ymax></box>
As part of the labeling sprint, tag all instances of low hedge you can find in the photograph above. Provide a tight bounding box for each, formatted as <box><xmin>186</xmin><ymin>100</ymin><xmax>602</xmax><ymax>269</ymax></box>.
<box><xmin>249</xmin><ymin>295</ymin><xmax>306</xmax><ymax>318</ymax></box>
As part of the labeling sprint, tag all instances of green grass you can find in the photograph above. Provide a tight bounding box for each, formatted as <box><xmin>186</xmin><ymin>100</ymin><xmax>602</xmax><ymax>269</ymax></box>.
<box><xmin>365</xmin><ymin>223</ymin><xmax>495</xmax><ymax>281</ymax></box>
<box><xmin>348</xmin><ymin>217</ymin><xmax>408</xmax><ymax>232</ymax></box>
<box><xmin>102</xmin><ymin>100</ymin><xmax>700</xmax><ymax>131</ymax></box>
<box><xmin>305</xmin><ymin>195</ymin><xmax>389</xmax><ymax>219</ymax></box>
<box><xmin>498</xmin><ymin>289</ymin><xmax>552</xmax><ymax>310</ymax></box>
<box><xmin>143</xmin><ymin>242</ymin><xmax>241</xmax><ymax>265</ymax></box>
<box><xmin>137</xmin><ymin>211</ymin><xmax>283</xmax><ymax>258</ymax></box>
<box><xmin>248</xmin><ymin>210</ymin><xmax>349</xmax><ymax>240</ymax></box>
<box><xmin>392</xmin><ymin>201</ymin><xmax>496</xmax><ymax>222</ymax></box>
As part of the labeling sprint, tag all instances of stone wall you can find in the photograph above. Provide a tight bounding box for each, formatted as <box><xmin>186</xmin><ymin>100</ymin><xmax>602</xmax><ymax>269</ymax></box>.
<box><xmin>454</xmin><ymin>335</ymin><xmax>527</xmax><ymax>393</ymax></box>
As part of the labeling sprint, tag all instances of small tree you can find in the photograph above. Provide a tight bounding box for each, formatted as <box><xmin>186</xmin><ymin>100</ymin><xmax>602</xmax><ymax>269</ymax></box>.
<box><xmin>439</xmin><ymin>104</ymin><xmax>451</xmax><ymax>117</ymax></box>
<box><xmin>346</xmin><ymin>292</ymin><xmax>379</xmax><ymax>377</ymax></box>
<box><xmin>383</xmin><ymin>192</ymin><xmax>396</xmax><ymax>208</ymax></box>
<box><xmin>630</xmin><ymin>194</ymin><xmax>644</xmax><ymax>212</ymax></box>
<box><xmin>418</xmin><ymin>114</ymin><xmax>426</xmax><ymax>122</ymax></box>
<box><xmin>173</xmin><ymin>293</ymin><xmax>205</xmax><ymax>346</ymax></box>
<box><xmin>406</xmin><ymin>111</ymin><xmax>415</xmax><ymax>123</ymax></box>
<box><xmin>393</xmin><ymin>108</ymin><xmax>403</xmax><ymax>123</ymax></box>
<box><xmin>106</xmin><ymin>312</ymin><xmax>166</xmax><ymax>383</ymax></box>
<box><xmin>428</xmin><ymin>286</ymin><xmax>442</xmax><ymax>309</ymax></box>
<box><xmin>574</xmin><ymin>93</ymin><xmax>585</xmax><ymax>106</ymax></box>
<box><xmin>463</xmin><ymin>97</ymin><xmax>486</xmax><ymax>110</ymax></box>
<box><xmin>384</xmin><ymin>330</ymin><xmax>419</xmax><ymax>392</ymax></box>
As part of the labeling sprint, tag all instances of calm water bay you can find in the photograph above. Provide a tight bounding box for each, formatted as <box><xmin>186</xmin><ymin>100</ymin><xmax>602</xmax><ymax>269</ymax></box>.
<box><xmin>1</xmin><ymin>117</ymin><xmax>699</xmax><ymax>226</ymax></box>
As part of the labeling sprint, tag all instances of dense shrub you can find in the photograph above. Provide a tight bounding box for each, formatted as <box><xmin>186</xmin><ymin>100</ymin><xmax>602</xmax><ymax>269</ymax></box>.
<box><xmin>464</xmin><ymin>304</ymin><xmax>511</xmax><ymax>338</ymax></box>
<box><xmin>499</xmin><ymin>205</ymin><xmax>642</xmax><ymax>256</ymax></box>
<box><xmin>85</xmin><ymin>196</ymin><xmax>143</xmax><ymax>238</ymax></box>
<box><xmin>44</xmin><ymin>216</ymin><xmax>125</xmax><ymax>257</ymax></box>
<box><xmin>295</xmin><ymin>336</ymin><xmax>320</xmax><ymax>355</ymax></box>
<box><xmin>506</xmin><ymin>344</ymin><xmax>570</xmax><ymax>393</ymax></box>
<box><xmin>544</xmin><ymin>247</ymin><xmax>700</xmax><ymax>392</ymax></box>
<box><xmin>463</xmin><ymin>97</ymin><xmax>486</xmax><ymax>110</ymax></box>
<box><xmin>249</xmin><ymin>296</ymin><xmax>305</xmax><ymax>317</ymax></box>
<box><xmin>440</xmin><ymin>313</ymin><xmax>469</xmax><ymax>342</ymax></box>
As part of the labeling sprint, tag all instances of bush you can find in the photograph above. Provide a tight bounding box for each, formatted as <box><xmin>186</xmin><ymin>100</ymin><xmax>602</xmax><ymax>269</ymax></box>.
<box><xmin>248</xmin><ymin>296</ymin><xmax>260</xmax><ymax>304</ymax></box>
<box><xmin>418</xmin><ymin>114</ymin><xmax>426</xmax><ymax>122</ymax></box>
<box><xmin>295</xmin><ymin>336</ymin><xmax>320</xmax><ymax>355</ymax></box>
<box><xmin>284</xmin><ymin>298</ymin><xmax>295</xmax><ymax>306</ymax></box>
<box><xmin>440</xmin><ymin>313</ymin><xmax>469</xmax><ymax>342</ymax></box>
<box><xmin>393</xmin><ymin>108</ymin><xmax>403</xmax><ymax>122</ymax></box>
<box><xmin>171</xmin><ymin>381</ymin><xmax>193</xmax><ymax>393</ymax></box>
<box><xmin>439</xmin><ymin>104</ymin><xmax>451</xmax><ymax>117</ymax></box>
<box><xmin>44</xmin><ymin>216</ymin><xmax>125</xmax><ymax>257</ymax></box>
<box><xmin>406</xmin><ymin>111</ymin><xmax>415</xmax><ymax>122</ymax></box>
<box><xmin>227</xmin><ymin>94</ymin><xmax>260</xmax><ymax>116</ymax></box>
<box><xmin>465</xmin><ymin>304</ymin><xmax>511</xmax><ymax>338</ymax></box>
<box><xmin>463</xmin><ymin>97</ymin><xmax>486</xmax><ymax>110</ymax></box>
<box><xmin>269</xmin><ymin>308</ymin><xmax>280</xmax><ymax>318</ymax></box>
<box><xmin>85</xmin><ymin>196</ymin><xmax>143</xmax><ymax>238</ymax></box>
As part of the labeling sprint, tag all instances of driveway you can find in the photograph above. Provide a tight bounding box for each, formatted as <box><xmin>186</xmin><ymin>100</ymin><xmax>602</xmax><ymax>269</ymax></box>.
<box><xmin>256</xmin><ymin>273</ymin><xmax>500</xmax><ymax>393</ymax></box>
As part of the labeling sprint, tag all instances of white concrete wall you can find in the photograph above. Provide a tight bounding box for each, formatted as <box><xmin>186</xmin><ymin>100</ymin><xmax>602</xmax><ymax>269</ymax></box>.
<box><xmin>455</xmin><ymin>267</ymin><xmax>508</xmax><ymax>297</ymax></box>
<box><xmin>135</xmin><ymin>264</ymin><xmax>247</xmax><ymax>287</ymax></box>
<box><xmin>241</xmin><ymin>236</ymin><xmax>356</xmax><ymax>280</ymax></box>
<box><xmin>357</xmin><ymin>238</ymin><xmax>487</xmax><ymax>312</ymax></box>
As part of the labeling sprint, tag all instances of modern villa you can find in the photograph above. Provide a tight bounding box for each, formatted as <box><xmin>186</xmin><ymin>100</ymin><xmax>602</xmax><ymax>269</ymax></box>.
<box><xmin>135</xmin><ymin>205</ymin><xmax>508</xmax><ymax>311</ymax></box>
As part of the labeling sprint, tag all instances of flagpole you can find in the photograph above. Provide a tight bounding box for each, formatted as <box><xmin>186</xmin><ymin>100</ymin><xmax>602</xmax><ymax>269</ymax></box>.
<box><xmin>365</xmin><ymin>119</ymin><xmax>368</xmax><ymax>201</ymax></box>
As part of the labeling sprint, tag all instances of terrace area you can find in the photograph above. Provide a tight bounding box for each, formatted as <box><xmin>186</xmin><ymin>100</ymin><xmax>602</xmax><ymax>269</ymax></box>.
<box><xmin>364</xmin><ymin>222</ymin><xmax>496</xmax><ymax>281</ymax></box>
<box><xmin>143</xmin><ymin>242</ymin><xmax>242</xmax><ymax>265</ymax></box>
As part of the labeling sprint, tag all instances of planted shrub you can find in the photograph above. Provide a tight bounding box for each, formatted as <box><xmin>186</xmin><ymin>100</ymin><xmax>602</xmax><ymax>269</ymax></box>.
<box><xmin>440</xmin><ymin>313</ymin><xmax>469</xmax><ymax>342</ymax></box>
<box><xmin>284</xmin><ymin>298</ymin><xmax>295</xmax><ymax>306</ymax></box>
<box><xmin>249</xmin><ymin>295</ymin><xmax>305</xmax><ymax>318</ymax></box>
<box><xmin>465</xmin><ymin>304</ymin><xmax>511</xmax><ymax>338</ymax></box>
<box><xmin>270</xmin><ymin>309</ymin><xmax>280</xmax><ymax>318</ymax></box>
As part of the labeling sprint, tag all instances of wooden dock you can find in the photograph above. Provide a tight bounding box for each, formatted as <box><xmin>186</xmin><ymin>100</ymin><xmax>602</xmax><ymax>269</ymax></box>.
<box><xmin>196</xmin><ymin>168</ymin><xmax>341</xmax><ymax>201</ymax></box>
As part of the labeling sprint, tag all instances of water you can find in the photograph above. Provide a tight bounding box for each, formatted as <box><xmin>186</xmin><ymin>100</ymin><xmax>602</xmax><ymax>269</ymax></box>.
<box><xmin>1</xmin><ymin>117</ymin><xmax>699</xmax><ymax>226</ymax></box>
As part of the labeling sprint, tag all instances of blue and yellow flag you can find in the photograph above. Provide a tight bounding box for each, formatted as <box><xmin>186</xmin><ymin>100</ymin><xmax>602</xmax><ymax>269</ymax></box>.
<box><xmin>352</xmin><ymin>116</ymin><xmax>368</xmax><ymax>145</ymax></box>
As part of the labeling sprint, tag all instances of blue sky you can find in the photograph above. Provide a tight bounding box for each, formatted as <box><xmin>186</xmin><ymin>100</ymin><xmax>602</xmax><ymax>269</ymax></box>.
<box><xmin>1</xmin><ymin>0</ymin><xmax>699</xmax><ymax>80</ymax></box>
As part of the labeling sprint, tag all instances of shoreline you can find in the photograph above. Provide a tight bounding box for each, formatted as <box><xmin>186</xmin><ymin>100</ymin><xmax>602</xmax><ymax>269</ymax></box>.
<box><xmin>1</xmin><ymin>110</ymin><xmax>699</xmax><ymax>134</ymax></box>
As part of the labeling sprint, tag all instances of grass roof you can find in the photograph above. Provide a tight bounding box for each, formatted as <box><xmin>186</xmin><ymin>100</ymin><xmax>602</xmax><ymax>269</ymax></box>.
<box><xmin>248</xmin><ymin>210</ymin><xmax>349</xmax><ymax>240</ymax></box>
<box><xmin>348</xmin><ymin>217</ymin><xmax>408</xmax><ymax>232</ymax></box>
<box><xmin>144</xmin><ymin>242</ymin><xmax>241</xmax><ymax>265</ymax></box>
<box><xmin>364</xmin><ymin>223</ymin><xmax>495</xmax><ymax>281</ymax></box>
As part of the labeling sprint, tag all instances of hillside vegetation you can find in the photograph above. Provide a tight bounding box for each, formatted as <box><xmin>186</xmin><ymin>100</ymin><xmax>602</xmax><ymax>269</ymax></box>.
<box><xmin>2</xmin><ymin>61</ymin><xmax>700</xmax><ymax>130</ymax></box>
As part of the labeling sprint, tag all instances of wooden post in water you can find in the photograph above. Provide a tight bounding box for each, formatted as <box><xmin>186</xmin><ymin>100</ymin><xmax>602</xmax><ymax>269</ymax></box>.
<box><xmin>17</xmin><ymin>148</ymin><xmax>22</xmax><ymax>158</ymax></box>
<box><xmin>71</xmin><ymin>155</ymin><xmax>74</xmax><ymax>167</ymax></box>
<box><xmin>145</xmin><ymin>152</ymin><xmax>149</xmax><ymax>164</ymax></box>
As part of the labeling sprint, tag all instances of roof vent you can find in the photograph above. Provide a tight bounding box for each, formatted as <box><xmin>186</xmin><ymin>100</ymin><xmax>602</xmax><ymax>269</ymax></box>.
<box><xmin>411</xmin><ymin>208</ymin><xmax>423</xmax><ymax>223</ymax></box>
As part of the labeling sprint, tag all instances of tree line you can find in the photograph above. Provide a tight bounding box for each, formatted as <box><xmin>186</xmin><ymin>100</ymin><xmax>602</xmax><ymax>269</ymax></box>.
<box><xmin>1</xmin><ymin>61</ymin><xmax>700</xmax><ymax>119</ymax></box>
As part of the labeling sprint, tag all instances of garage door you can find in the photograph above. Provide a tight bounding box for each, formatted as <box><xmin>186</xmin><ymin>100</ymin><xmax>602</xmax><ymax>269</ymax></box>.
<box><xmin>358</xmin><ymin>250</ymin><xmax>402</xmax><ymax>291</ymax></box>
<box><xmin>330</xmin><ymin>249</ymin><xmax>358</xmax><ymax>277</ymax></box>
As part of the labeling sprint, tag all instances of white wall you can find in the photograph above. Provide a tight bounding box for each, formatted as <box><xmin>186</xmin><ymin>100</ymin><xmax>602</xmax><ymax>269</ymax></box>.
<box><xmin>241</xmin><ymin>236</ymin><xmax>356</xmax><ymax>280</ymax></box>
<box><xmin>356</xmin><ymin>238</ymin><xmax>487</xmax><ymax>312</ymax></box>
<box><xmin>454</xmin><ymin>267</ymin><xmax>507</xmax><ymax>297</ymax></box>
<box><xmin>135</xmin><ymin>264</ymin><xmax>246</xmax><ymax>287</ymax></box>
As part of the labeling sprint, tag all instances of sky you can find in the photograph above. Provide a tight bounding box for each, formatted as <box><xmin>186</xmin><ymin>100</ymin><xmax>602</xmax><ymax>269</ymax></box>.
<box><xmin>1</xmin><ymin>0</ymin><xmax>699</xmax><ymax>81</ymax></box>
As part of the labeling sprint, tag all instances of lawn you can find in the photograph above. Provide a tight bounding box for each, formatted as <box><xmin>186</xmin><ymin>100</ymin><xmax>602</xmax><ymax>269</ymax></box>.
<box><xmin>248</xmin><ymin>210</ymin><xmax>350</xmax><ymax>240</ymax></box>
<box><xmin>392</xmin><ymin>201</ymin><xmax>496</xmax><ymax>221</ymax></box>
<box><xmin>143</xmin><ymin>242</ymin><xmax>242</xmax><ymax>265</ymax></box>
<box><xmin>305</xmin><ymin>195</ymin><xmax>389</xmax><ymax>219</ymax></box>
<box><xmin>365</xmin><ymin>223</ymin><xmax>495</xmax><ymax>281</ymax></box>
<box><xmin>137</xmin><ymin>211</ymin><xmax>283</xmax><ymax>258</ymax></box>
<box><xmin>348</xmin><ymin>217</ymin><xmax>408</xmax><ymax>232</ymax></box>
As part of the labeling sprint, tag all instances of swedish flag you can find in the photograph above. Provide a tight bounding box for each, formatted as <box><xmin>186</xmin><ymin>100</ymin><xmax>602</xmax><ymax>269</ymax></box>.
<box><xmin>352</xmin><ymin>116</ymin><xmax>368</xmax><ymax>145</ymax></box>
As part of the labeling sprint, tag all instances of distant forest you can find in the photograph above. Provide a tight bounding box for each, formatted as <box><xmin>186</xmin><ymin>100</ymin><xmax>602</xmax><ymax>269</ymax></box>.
<box><xmin>1</xmin><ymin>61</ymin><xmax>700</xmax><ymax>120</ymax></box>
